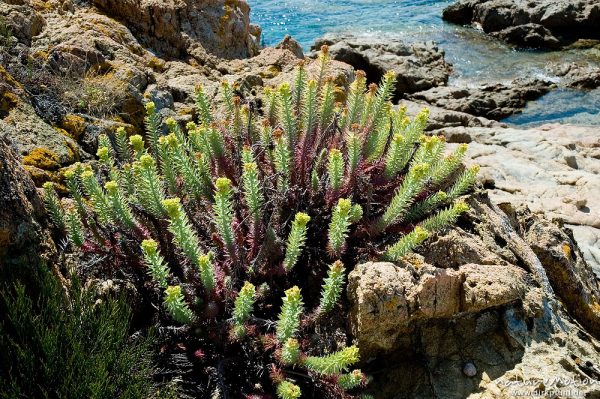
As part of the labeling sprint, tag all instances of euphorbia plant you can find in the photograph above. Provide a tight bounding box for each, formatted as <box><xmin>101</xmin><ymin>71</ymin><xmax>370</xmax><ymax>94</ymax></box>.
<box><xmin>43</xmin><ymin>46</ymin><xmax>478</xmax><ymax>398</ymax></box>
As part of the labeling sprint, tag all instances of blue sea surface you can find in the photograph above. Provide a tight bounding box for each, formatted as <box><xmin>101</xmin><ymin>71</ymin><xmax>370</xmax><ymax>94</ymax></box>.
<box><xmin>248</xmin><ymin>0</ymin><xmax>600</xmax><ymax>126</ymax></box>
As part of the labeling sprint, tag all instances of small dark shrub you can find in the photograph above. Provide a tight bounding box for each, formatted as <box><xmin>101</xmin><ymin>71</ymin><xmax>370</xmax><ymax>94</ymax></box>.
<box><xmin>0</xmin><ymin>263</ymin><xmax>155</xmax><ymax>399</ymax></box>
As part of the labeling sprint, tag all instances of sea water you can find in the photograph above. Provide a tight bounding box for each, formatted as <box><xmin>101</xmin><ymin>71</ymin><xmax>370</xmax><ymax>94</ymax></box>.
<box><xmin>249</xmin><ymin>0</ymin><xmax>600</xmax><ymax>126</ymax></box>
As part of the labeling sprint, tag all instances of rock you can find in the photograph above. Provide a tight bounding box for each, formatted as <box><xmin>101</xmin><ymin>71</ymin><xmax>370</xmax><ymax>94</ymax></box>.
<box><xmin>91</xmin><ymin>0</ymin><xmax>260</xmax><ymax>61</ymax></box>
<box><xmin>401</xmin><ymin>100</ymin><xmax>503</xmax><ymax>131</ymax></box>
<box><xmin>506</xmin><ymin>204</ymin><xmax>600</xmax><ymax>334</ymax></box>
<box><xmin>312</xmin><ymin>34</ymin><xmax>452</xmax><ymax>97</ymax></box>
<box><xmin>1</xmin><ymin>99</ymin><xmax>83</xmax><ymax>167</ymax></box>
<box><xmin>275</xmin><ymin>35</ymin><xmax>304</xmax><ymax>59</ymax></box>
<box><xmin>443</xmin><ymin>0</ymin><xmax>600</xmax><ymax>49</ymax></box>
<box><xmin>350</xmin><ymin>194</ymin><xmax>600</xmax><ymax>398</ymax></box>
<box><xmin>223</xmin><ymin>46</ymin><xmax>354</xmax><ymax>96</ymax></box>
<box><xmin>348</xmin><ymin>259</ymin><xmax>529</xmax><ymax>357</ymax></box>
<box><xmin>0</xmin><ymin>0</ymin><xmax>46</xmax><ymax>45</ymax></box>
<box><xmin>408</xmin><ymin>78</ymin><xmax>553</xmax><ymax>120</ymax></box>
<box><xmin>551</xmin><ymin>62</ymin><xmax>600</xmax><ymax>89</ymax></box>
<box><xmin>491</xmin><ymin>23</ymin><xmax>562</xmax><ymax>49</ymax></box>
<box><xmin>440</xmin><ymin>124</ymin><xmax>600</xmax><ymax>273</ymax></box>
<box><xmin>0</xmin><ymin>135</ymin><xmax>55</xmax><ymax>266</ymax></box>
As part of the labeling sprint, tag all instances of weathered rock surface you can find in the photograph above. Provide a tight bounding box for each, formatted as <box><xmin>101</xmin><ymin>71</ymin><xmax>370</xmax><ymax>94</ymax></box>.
<box><xmin>443</xmin><ymin>0</ymin><xmax>600</xmax><ymax>49</ymax></box>
<box><xmin>312</xmin><ymin>34</ymin><xmax>452</xmax><ymax>97</ymax></box>
<box><xmin>439</xmin><ymin>124</ymin><xmax>600</xmax><ymax>274</ymax></box>
<box><xmin>349</xmin><ymin>194</ymin><xmax>600</xmax><ymax>398</ymax></box>
<box><xmin>402</xmin><ymin>100</ymin><xmax>502</xmax><ymax>131</ymax></box>
<box><xmin>0</xmin><ymin>135</ymin><xmax>55</xmax><ymax>266</ymax></box>
<box><xmin>408</xmin><ymin>78</ymin><xmax>553</xmax><ymax>120</ymax></box>
<box><xmin>0</xmin><ymin>0</ymin><xmax>45</xmax><ymax>45</ymax></box>
<box><xmin>551</xmin><ymin>62</ymin><xmax>600</xmax><ymax>90</ymax></box>
<box><xmin>91</xmin><ymin>0</ymin><xmax>260</xmax><ymax>60</ymax></box>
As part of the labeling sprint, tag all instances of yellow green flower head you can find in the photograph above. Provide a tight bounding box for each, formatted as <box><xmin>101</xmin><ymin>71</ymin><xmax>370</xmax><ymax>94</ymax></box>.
<box><xmin>384</xmin><ymin>70</ymin><xmax>396</xmax><ymax>81</ymax></box>
<box><xmin>294</xmin><ymin>212</ymin><xmax>310</xmax><ymax>227</ymax></box>
<box><xmin>166</xmin><ymin>133</ymin><xmax>178</xmax><ymax>147</ymax></box>
<box><xmin>158</xmin><ymin>136</ymin><xmax>167</xmax><ymax>145</ymax></box>
<box><xmin>165</xmin><ymin>285</ymin><xmax>183</xmax><ymax>301</ymax></box>
<box><xmin>470</xmin><ymin>164</ymin><xmax>481</xmax><ymax>174</ymax></box>
<box><xmin>42</xmin><ymin>181</ymin><xmax>53</xmax><ymax>190</ymax></box>
<box><xmin>64</xmin><ymin>169</ymin><xmax>75</xmax><ymax>179</ymax></box>
<box><xmin>243</xmin><ymin>162</ymin><xmax>257</xmax><ymax>173</ymax></box>
<box><xmin>81</xmin><ymin>170</ymin><xmax>94</xmax><ymax>180</ymax></box>
<box><xmin>139</xmin><ymin>154</ymin><xmax>154</xmax><ymax>167</ymax></box>
<box><xmin>437</xmin><ymin>191</ymin><xmax>448</xmax><ymax>201</ymax></box>
<box><xmin>413</xmin><ymin>226</ymin><xmax>429</xmax><ymax>241</ymax></box>
<box><xmin>458</xmin><ymin>143</ymin><xmax>468</xmax><ymax>155</ymax></box>
<box><xmin>165</xmin><ymin>117</ymin><xmax>177</xmax><ymax>130</ymax></box>
<box><xmin>307</xmin><ymin>79</ymin><xmax>318</xmax><ymax>89</ymax></box>
<box><xmin>411</xmin><ymin>163</ymin><xmax>429</xmax><ymax>180</ymax></box>
<box><xmin>401</xmin><ymin>117</ymin><xmax>410</xmax><ymax>127</ymax></box>
<box><xmin>277</xmin><ymin>381</ymin><xmax>301</xmax><ymax>399</ymax></box>
<box><xmin>337</xmin><ymin>198</ymin><xmax>352</xmax><ymax>214</ymax></box>
<box><xmin>116</xmin><ymin>126</ymin><xmax>126</xmax><ymax>136</ymax></box>
<box><xmin>329</xmin><ymin>148</ymin><xmax>342</xmax><ymax>157</ymax></box>
<box><xmin>399</xmin><ymin>104</ymin><xmax>407</xmax><ymax>114</ymax></box>
<box><xmin>279</xmin><ymin>82</ymin><xmax>291</xmax><ymax>95</ymax></box>
<box><xmin>141</xmin><ymin>239</ymin><xmax>158</xmax><ymax>255</ymax></box>
<box><xmin>285</xmin><ymin>286</ymin><xmax>302</xmax><ymax>302</ymax></box>
<box><xmin>145</xmin><ymin>101</ymin><xmax>156</xmax><ymax>114</ymax></box>
<box><xmin>241</xmin><ymin>281</ymin><xmax>255</xmax><ymax>293</ymax></box>
<box><xmin>392</xmin><ymin>133</ymin><xmax>403</xmax><ymax>144</ymax></box>
<box><xmin>215</xmin><ymin>177</ymin><xmax>232</xmax><ymax>193</ymax></box>
<box><xmin>162</xmin><ymin>198</ymin><xmax>181</xmax><ymax>218</ymax></box>
<box><xmin>198</xmin><ymin>254</ymin><xmax>211</xmax><ymax>266</ymax></box>
<box><xmin>455</xmin><ymin>201</ymin><xmax>470</xmax><ymax>213</ymax></box>
<box><xmin>104</xmin><ymin>181</ymin><xmax>118</xmax><ymax>193</ymax></box>
<box><xmin>129</xmin><ymin>134</ymin><xmax>144</xmax><ymax>151</ymax></box>
<box><xmin>186</xmin><ymin>121</ymin><xmax>197</xmax><ymax>132</ymax></box>
<box><xmin>97</xmin><ymin>146</ymin><xmax>109</xmax><ymax>160</ymax></box>
<box><xmin>417</xmin><ymin>107</ymin><xmax>430</xmax><ymax>121</ymax></box>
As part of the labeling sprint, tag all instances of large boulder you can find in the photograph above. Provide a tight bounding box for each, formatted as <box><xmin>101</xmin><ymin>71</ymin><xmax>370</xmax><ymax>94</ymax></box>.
<box><xmin>443</xmin><ymin>0</ymin><xmax>600</xmax><ymax>49</ymax></box>
<box><xmin>91</xmin><ymin>0</ymin><xmax>261</xmax><ymax>61</ymax></box>
<box><xmin>349</xmin><ymin>194</ymin><xmax>600</xmax><ymax>398</ymax></box>
<box><xmin>311</xmin><ymin>35</ymin><xmax>452</xmax><ymax>98</ymax></box>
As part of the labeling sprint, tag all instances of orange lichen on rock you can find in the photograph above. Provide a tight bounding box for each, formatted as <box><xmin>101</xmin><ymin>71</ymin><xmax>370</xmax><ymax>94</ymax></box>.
<box><xmin>60</xmin><ymin>115</ymin><xmax>86</xmax><ymax>140</ymax></box>
<box><xmin>22</xmin><ymin>147</ymin><xmax>61</xmax><ymax>171</ymax></box>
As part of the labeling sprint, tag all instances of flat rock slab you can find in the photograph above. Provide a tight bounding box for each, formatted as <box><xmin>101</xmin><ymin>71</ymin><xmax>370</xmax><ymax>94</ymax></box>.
<box><xmin>441</xmin><ymin>124</ymin><xmax>600</xmax><ymax>273</ymax></box>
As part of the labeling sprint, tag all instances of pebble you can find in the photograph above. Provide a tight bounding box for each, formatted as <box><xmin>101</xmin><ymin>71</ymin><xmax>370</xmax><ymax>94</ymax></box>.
<box><xmin>463</xmin><ymin>362</ymin><xmax>477</xmax><ymax>377</ymax></box>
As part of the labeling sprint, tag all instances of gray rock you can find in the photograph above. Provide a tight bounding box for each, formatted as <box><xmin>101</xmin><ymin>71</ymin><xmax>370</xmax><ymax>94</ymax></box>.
<box><xmin>441</xmin><ymin>124</ymin><xmax>600</xmax><ymax>273</ymax></box>
<box><xmin>408</xmin><ymin>78</ymin><xmax>554</xmax><ymax>120</ymax></box>
<box><xmin>443</xmin><ymin>0</ymin><xmax>600</xmax><ymax>49</ymax></box>
<box><xmin>312</xmin><ymin>34</ymin><xmax>452</xmax><ymax>97</ymax></box>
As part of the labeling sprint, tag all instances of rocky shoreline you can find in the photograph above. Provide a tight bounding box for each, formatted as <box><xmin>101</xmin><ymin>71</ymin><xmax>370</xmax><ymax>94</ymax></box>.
<box><xmin>443</xmin><ymin>0</ymin><xmax>600</xmax><ymax>49</ymax></box>
<box><xmin>1</xmin><ymin>0</ymin><xmax>600</xmax><ymax>398</ymax></box>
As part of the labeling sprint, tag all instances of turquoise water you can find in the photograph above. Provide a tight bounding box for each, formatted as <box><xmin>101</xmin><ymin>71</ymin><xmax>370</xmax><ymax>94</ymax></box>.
<box><xmin>249</xmin><ymin>0</ymin><xmax>600</xmax><ymax>126</ymax></box>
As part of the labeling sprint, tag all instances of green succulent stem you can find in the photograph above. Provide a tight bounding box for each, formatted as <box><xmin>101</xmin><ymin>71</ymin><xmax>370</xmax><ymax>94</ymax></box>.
<box><xmin>283</xmin><ymin>213</ymin><xmax>310</xmax><ymax>272</ymax></box>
